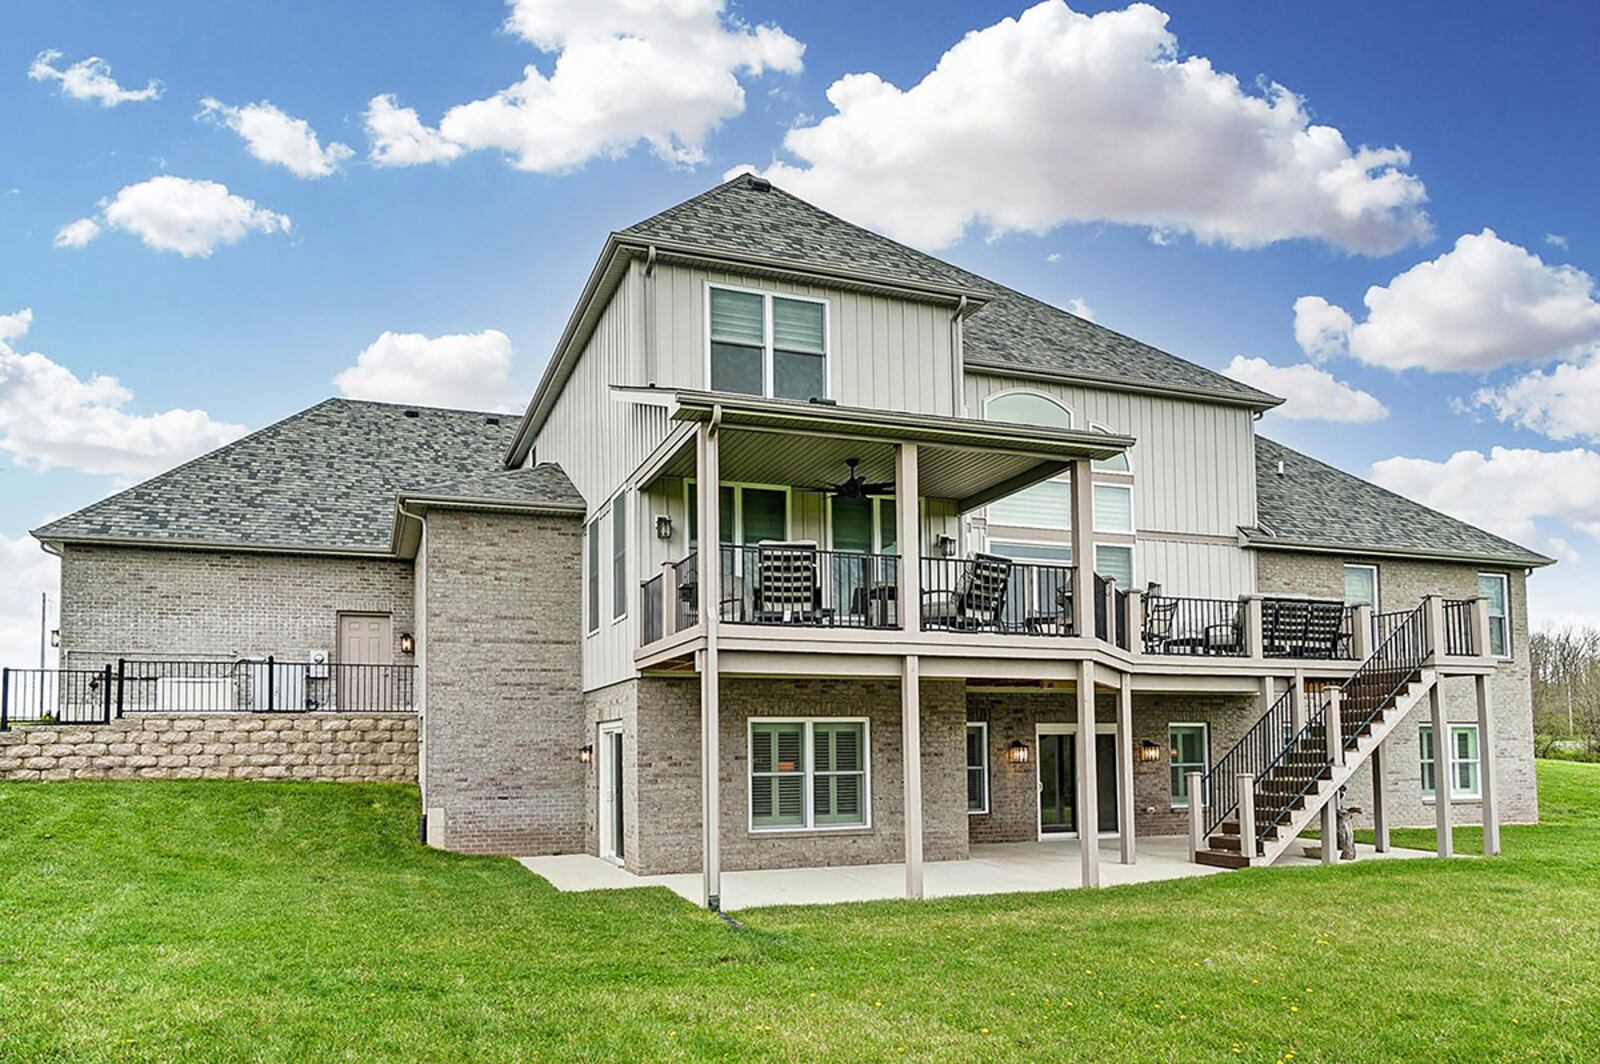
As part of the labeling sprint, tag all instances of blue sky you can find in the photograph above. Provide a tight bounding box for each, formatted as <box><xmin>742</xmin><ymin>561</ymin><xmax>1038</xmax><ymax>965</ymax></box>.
<box><xmin>4</xmin><ymin>1</ymin><xmax>1599</xmax><ymax>661</ymax></box>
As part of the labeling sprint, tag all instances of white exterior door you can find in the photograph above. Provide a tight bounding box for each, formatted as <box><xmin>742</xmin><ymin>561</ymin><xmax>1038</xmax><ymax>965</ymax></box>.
<box><xmin>598</xmin><ymin>723</ymin><xmax>625</xmax><ymax>862</ymax></box>
<box><xmin>337</xmin><ymin>613</ymin><xmax>392</xmax><ymax>711</ymax></box>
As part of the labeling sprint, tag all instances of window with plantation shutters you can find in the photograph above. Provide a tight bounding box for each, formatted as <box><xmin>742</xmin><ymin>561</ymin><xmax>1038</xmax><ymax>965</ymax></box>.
<box><xmin>749</xmin><ymin>719</ymin><xmax>869</xmax><ymax>830</ymax></box>
<box><xmin>751</xmin><ymin>722</ymin><xmax>806</xmax><ymax>828</ymax></box>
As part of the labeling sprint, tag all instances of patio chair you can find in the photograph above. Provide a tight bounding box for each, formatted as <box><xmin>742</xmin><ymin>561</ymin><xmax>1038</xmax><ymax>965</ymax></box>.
<box><xmin>922</xmin><ymin>552</ymin><xmax>1012</xmax><ymax>631</ymax></box>
<box><xmin>1299</xmin><ymin>600</ymin><xmax>1348</xmax><ymax>659</ymax></box>
<box><xmin>752</xmin><ymin>541</ymin><xmax>823</xmax><ymax>624</ymax></box>
<box><xmin>1262</xmin><ymin>598</ymin><xmax>1311</xmax><ymax>657</ymax></box>
<box><xmin>1203</xmin><ymin>600</ymin><xmax>1247</xmax><ymax>655</ymax></box>
<box><xmin>1142</xmin><ymin>596</ymin><xmax>1179</xmax><ymax>653</ymax></box>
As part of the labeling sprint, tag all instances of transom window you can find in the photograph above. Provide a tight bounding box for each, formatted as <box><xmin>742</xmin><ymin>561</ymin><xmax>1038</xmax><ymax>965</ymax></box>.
<box><xmin>1478</xmin><ymin>572</ymin><xmax>1510</xmax><ymax>657</ymax></box>
<box><xmin>749</xmin><ymin>719</ymin><xmax>869</xmax><ymax>830</ymax></box>
<box><xmin>1169</xmin><ymin>723</ymin><xmax>1209</xmax><ymax>808</ymax></box>
<box><xmin>708</xmin><ymin>285</ymin><xmax>828</xmax><ymax>401</ymax></box>
<box><xmin>966</xmin><ymin>722</ymin><xmax>989</xmax><ymax>814</ymax></box>
<box><xmin>1420</xmin><ymin>723</ymin><xmax>1482</xmax><ymax>799</ymax></box>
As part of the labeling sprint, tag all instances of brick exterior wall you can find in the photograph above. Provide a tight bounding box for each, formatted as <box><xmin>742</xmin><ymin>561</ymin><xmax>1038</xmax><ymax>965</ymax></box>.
<box><xmin>965</xmin><ymin>690</ymin><xmax>1259</xmax><ymax>842</ymax></box>
<box><xmin>0</xmin><ymin>712</ymin><xmax>415</xmax><ymax>782</ymax></box>
<box><xmin>58</xmin><ymin>544</ymin><xmax>416</xmax><ymax>669</ymax></box>
<box><xmin>1257</xmin><ymin>551</ymin><xmax>1539</xmax><ymax>827</ymax></box>
<box><xmin>614</xmin><ymin>676</ymin><xmax>968</xmax><ymax>875</ymax></box>
<box><xmin>420</xmin><ymin>509</ymin><xmax>586</xmax><ymax>855</ymax></box>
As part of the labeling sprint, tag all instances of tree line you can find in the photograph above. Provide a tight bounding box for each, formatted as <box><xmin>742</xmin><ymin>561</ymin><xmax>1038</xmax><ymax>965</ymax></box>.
<box><xmin>1530</xmin><ymin>626</ymin><xmax>1600</xmax><ymax>759</ymax></box>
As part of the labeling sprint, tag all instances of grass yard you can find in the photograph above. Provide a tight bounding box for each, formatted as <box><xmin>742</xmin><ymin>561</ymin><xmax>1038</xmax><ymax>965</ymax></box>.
<box><xmin>2</xmin><ymin>763</ymin><xmax>1599</xmax><ymax>1061</ymax></box>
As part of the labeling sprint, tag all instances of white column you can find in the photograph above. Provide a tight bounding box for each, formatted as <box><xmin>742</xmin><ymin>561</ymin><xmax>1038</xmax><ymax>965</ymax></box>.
<box><xmin>1260</xmin><ymin>675</ymin><xmax>1278</xmax><ymax>716</ymax></box>
<box><xmin>1186</xmin><ymin>771</ymin><xmax>1205</xmax><ymax>861</ymax></box>
<box><xmin>1076</xmin><ymin>658</ymin><xmax>1101</xmax><ymax>887</ymax></box>
<box><xmin>697</xmin><ymin>424</ymin><xmax>722</xmax><ymax>909</ymax></box>
<box><xmin>1430</xmin><ymin>683</ymin><xmax>1452</xmax><ymax>858</ymax></box>
<box><xmin>902</xmin><ymin>654</ymin><xmax>924</xmax><ymax>899</ymax></box>
<box><xmin>1116</xmin><ymin>671</ymin><xmax>1136</xmax><ymax>865</ymax></box>
<box><xmin>1476</xmin><ymin>675</ymin><xmax>1501</xmax><ymax>856</ymax></box>
<box><xmin>896</xmin><ymin>444</ymin><xmax>921</xmax><ymax>633</ymax></box>
<box><xmin>1289</xmin><ymin>671</ymin><xmax>1306</xmax><ymax>733</ymax></box>
<box><xmin>1246</xmin><ymin>596</ymin><xmax>1265</xmax><ymax>659</ymax></box>
<box><xmin>1352</xmin><ymin>604</ymin><xmax>1374</xmax><ymax>660</ymax></box>
<box><xmin>1236</xmin><ymin>772</ymin><xmax>1256</xmax><ymax>866</ymax></box>
<box><xmin>1371</xmin><ymin>741</ymin><xmax>1390</xmax><ymax>853</ymax></box>
<box><xmin>1069</xmin><ymin>458</ymin><xmax>1095</xmax><ymax>639</ymax></box>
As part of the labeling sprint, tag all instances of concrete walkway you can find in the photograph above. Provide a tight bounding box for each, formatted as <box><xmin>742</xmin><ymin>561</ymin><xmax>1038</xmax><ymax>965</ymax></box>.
<box><xmin>518</xmin><ymin>836</ymin><xmax>1430</xmax><ymax>911</ymax></box>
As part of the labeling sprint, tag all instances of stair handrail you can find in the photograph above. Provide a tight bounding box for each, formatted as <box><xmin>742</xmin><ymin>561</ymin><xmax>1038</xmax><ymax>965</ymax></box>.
<box><xmin>1198</xmin><ymin>686</ymin><xmax>1295</xmax><ymax>838</ymax></box>
<box><xmin>1256</xmin><ymin>692</ymin><xmax>1334</xmax><ymax>837</ymax></box>
<box><xmin>1334</xmin><ymin>602</ymin><xmax>1428</xmax><ymax>755</ymax></box>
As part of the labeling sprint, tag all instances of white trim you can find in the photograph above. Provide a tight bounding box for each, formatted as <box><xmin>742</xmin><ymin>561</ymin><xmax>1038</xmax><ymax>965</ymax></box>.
<box><xmin>746</xmin><ymin>716</ymin><xmax>872</xmax><ymax>833</ymax></box>
<box><xmin>965</xmin><ymin>721</ymin><xmax>990</xmax><ymax>815</ymax></box>
<box><xmin>705</xmin><ymin>282</ymin><xmax>831</xmax><ymax>402</ymax></box>
<box><xmin>1167</xmin><ymin>721</ymin><xmax>1209</xmax><ymax>810</ymax></box>
<box><xmin>1420</xmin><ymin>721</ymin><xmax>1483</xmax><ymax>801</ymax></box>
<box><xmin>1342</xmin><ymin>562</ymin><xmax>1380</xmax><ymax>611</ymax></box>
<box><xmin>1476</xmin><ymin>571</ymin><xmax>1512</xmax><ymax>659</ymax></box>
<box><xmin>1035</xmin><ymin>721</ymin><xmax>1119</xmax><ymax>840</ymax></box>
<box><xmin>597</xmin><ymin>721</ymin><xmax>625</xmax><ymax>864</ymax></box>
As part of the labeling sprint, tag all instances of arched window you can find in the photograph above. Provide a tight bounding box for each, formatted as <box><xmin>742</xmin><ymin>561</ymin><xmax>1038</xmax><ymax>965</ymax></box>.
<box><xmin>984</xmin><ymin>390</ymin><xmax>1073</xmax><ymax>429</ymax></box>
<box><xmin>1091</xmin><ymin>422</ymin><xmax>1131</xmax><ymax>473</ymax></box>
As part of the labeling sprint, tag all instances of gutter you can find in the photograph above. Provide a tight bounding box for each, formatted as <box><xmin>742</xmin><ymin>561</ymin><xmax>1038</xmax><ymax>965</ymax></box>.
<box><xmin>965</xmin><ymin>358</ymin><xmax>1283</xmax><ymax>413</ymax></box>
<box><xmin>1239</xmin><ymin>530</ymin><xmax>1555</xmax><ymax>569</ymax></box>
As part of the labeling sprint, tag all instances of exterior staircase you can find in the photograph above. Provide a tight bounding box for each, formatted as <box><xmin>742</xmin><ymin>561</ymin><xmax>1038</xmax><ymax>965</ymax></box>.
<box><xmin>1190</xmin><ymin>602</ymin><xmax>1438</xmax><ymax>869</ymax></box>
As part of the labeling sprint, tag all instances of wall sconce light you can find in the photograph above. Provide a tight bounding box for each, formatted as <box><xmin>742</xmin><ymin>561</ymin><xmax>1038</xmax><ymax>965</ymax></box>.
<box><xmin>655</xmin><ymin>514</ymin><xmax>674</xmax><ymax>540</ymax></box>
<box><xmin>1137</xmin><ymin>739</ymin><xmax>1162</xmax><ymax>764</ymax></box>
<box><xmin>579</xmin><ymin>744</ymin><xmax>594</xmax><ymax>765</ymax></box>
<box><xmin>1007</xmin><ymin>740</ymin><xmax>1031</xmax><ymax>765</ymax></box>
<box><xmin>935</xmin><ymin>534</ymin><xmax>958</xmax><ymax>558</ymax></box>
<box><xmin>399</xmin><ymin>632</ymin><xmax>416</xmax><ymax>655</ymax></box>
<box><xmin>49</xmin><ymin>629</ymin><xmax>61</xmax><ymax>648</ymax></box>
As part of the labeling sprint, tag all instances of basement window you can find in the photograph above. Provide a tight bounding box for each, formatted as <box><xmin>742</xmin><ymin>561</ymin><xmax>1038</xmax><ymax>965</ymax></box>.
<box><xmin>749</xmin><ymin>719</ymin><xmax>868</xmax><ymax>830</ymax></box>
<box><xmin>1420</xmin><ymin>723</ymin><xmax>1482</xmax><ymax>800</ymax></box>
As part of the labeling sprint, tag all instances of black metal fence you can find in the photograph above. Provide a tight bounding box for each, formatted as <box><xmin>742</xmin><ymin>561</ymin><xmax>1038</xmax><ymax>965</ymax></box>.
<box><xmin>717</xmin><ymin>545</ymin><xmax>901</xmax><ymax>629</ymax></box>
<box><xmin>1442</xmin><ymin>598</ymin><xmax>1477</xmax><ymax>656</ymax></box>
<box><xmin>923</xmin><ymin>556</ymin><xmax>1077</xmax><ymax>636</ymax></box>
<box><xmin>1</xmin><ymin>658</ymin><xmax>416</xmax><ymax>729</ymax></box>
<box><xmin>640</xmin><ymin>573</ymin><xmax>664</xmax><ymax>645</ymax></box>
<box><xmin>1094</xmin><ymin>575</ymin><xmax>1130</xmax><ymax>648</ymax></box>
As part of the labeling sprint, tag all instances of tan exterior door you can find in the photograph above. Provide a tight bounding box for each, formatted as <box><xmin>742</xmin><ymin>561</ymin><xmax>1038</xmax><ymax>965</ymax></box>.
<box><xmin>337</xmin><ymin>613</ymin><xmax>392</xmax><ymax>710</ymax></box>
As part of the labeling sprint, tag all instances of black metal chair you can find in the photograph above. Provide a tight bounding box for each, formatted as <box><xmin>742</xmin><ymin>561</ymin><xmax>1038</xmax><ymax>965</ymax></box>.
<box><xmin>923</xmin><ymin>553</ymin><xmax>1012</xmax><ymax>631</ymax></box>
<box><xmin>1142</xmin><ymin>596</ymin><xmax>1179</xmax><ymax>653</ymax></box>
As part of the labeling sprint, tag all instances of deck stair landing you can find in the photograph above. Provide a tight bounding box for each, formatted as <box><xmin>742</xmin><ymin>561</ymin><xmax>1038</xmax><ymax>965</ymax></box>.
<box><xmin>1192</xmin><ymin>603</ymin><xmax>1438</xmax><ymax>869</ymax></box>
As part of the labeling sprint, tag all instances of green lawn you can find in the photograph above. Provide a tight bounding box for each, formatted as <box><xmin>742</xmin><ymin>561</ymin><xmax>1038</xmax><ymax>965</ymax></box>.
<box><xmin>2</xmin><ymin>763</ymin><xmax>1598</xmax><ymax>1061</ymax></box>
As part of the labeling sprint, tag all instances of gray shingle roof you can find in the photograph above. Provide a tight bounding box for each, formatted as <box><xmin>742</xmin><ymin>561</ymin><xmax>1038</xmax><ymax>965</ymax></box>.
<box><xmin>624</xmin><ymin>175</ymin><xmax>1281</xmax><ymax>408</ymax></box>
<box><xmin>401</xmin><ymin>466</ymin><xmax>583</xmax><ymax>509</ymax></box>
<box><xmin>1250</xmin><ymin>436</ymin><xmax>1553</xmax><ymax>567</ymax></box>
<box><xmin>32</xmin><ymin>399</ymin><xmax>564</xmax><ymax>553</ymax></box>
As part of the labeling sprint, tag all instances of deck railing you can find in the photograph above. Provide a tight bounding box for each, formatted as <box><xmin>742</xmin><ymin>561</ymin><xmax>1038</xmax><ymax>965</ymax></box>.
<box><xmin>640</xmin><ymin>573</ymin><xmax>664</xmax><ymax>646</ymax></box>
<box><xmin>717</xmin><ymin>545</ymin><xmax>901</xmax><ymax>629</ymax></box>
<box><xmin>1199</xmin><ymin>686</ymin><xmax>1297</xmax><ymax>838</ymax></box>
<box><xmin>1441</xmin><ymin>598</ymin><xmax>1477</xmax><ymax>657</ymax></box>
<box><xmin>924</xmin><ymin>556</ymin><xmax>1077</xmax><ymax>636</ymax></box>
<box><xmin>1142</xmin><ymin>595</ymin><xmax>1247</xmax><ymax>656</ymax></box>
<box><xmin>1</xmin><ymin>658</ymin><xmax>416</xmax><ymax>728</ymax></box>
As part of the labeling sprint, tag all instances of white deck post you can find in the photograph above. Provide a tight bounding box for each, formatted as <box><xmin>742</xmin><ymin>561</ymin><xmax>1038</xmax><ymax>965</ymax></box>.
<box><xmin>1076</xmin><ymin>658</ymin><xmax>1100</xmax><ymax>887</ymax></box>
<box><xmin>1429</xmin><ymin>683</ymin><xmax>1453</xmax><ymax>858</ymax></box>
<box><xmin>1371</xmin><ymin>741</ymin><xmax>1391</xmax><ymax>852</ymax></box>
<box><xmin>1423</xmin><ymin>594</ymin><xmax>1446</xmax><ymax>661</ymax></box>
<box><xmin>1352</xmin><ymin>604</ymin><xmax>1374</xmax><ymax>660</ymax></box>
<box><xmin>1260</xmin><ymin>674</ymin><xmax>1278</xmax><ymax>716</ymax></box>
<box><xmin>1125</xmin><ymin>589</ymin><xmax>1145</xmax><ymax>655</ymax></box>
<box><xmin>1322</xmin><ymin>689</ymin><xmax>1342</xmax><ymax>865</ymax></box>
<box><xmin>1473</xmin><ymin>598</ymin><xmax>1493</xmax><ymax>659</ymax></box>
<box><xmin>1245</xmin><ymin>596</ymin><xmax>1265</xmax><ymax>660</ymax></box>
<box><xmin>1289</xmin><ymin>670</ymin><xmax>1306</xmax><ymax>733</ymax></box>
<box><xmin>1186</xmin><ymin>771</ymin><xmax>1205</xmax><ymax>861</ymax></box>
<box><xmin>1116</xmin><ymin>670</ymin><xmax>1136</xmax><ymax>864</ymax></box>
<box><xmin>896</xmin><ymin>443</ymin><xmax>921</xmax><ymax>633</ymax></box>
<box><xmin>1236</xmin><ymin>772</ymin><xmax>1256</xmax><ymax>866</ymax></box>
<box><xmin>1476</xmin><ymin>675</ymin><xmax>1501</xmax><ymax>856</ymax></box>
<box><xmin>1069</xmin><ymin>458</ymin><xmax>1095</xmax><ymax>638</ymax></box>
<box><xmin>902</xmin><ymin>653</ymin><xmax>924</xmax><ymax>899</ymax></box>
<box><xmin>697</xmin><ymin>423</ymin><xmax>722</xmax><ymax>910</ymax></box>
<box><xmin>660</xmin><ymin>560</ymin><xmax>678</xmax><ymax>638</ymax></box>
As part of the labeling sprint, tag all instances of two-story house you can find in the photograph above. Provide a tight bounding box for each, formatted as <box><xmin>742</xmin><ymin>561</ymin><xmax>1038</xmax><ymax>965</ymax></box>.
<box><xmin>25</xmin><ymin>176</ymin><xmax>1552</xmax><ymax>909</ymax></box>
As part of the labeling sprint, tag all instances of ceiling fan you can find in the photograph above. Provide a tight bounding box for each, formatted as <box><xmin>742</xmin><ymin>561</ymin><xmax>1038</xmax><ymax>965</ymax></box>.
<box><xmin>812</xmin><ymin>457</ymin><xmax>895</xmax><ymax>500</ymax></box>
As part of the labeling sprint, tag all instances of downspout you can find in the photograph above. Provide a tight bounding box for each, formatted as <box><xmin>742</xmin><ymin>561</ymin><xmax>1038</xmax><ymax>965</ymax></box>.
<box><xmin>397</xmin><ymin>501</ymin><xmax>430</xmax><ymax>843</ymax></box>
<box><xmin>644</xmin><ymin>245</ymin><xmax>658</xmax><ymax>388</ymax></box>
<box><xmin>951</xmin><ymin>295</ymin><xmax>969</xmax><ymax>419</ymax></box>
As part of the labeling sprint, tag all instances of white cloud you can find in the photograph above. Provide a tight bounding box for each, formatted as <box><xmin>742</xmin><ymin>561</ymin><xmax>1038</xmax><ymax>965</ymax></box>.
<box><xmin>53</xmin><ymin>217</ymin><xmax>101</xmax><ymax>249</ymax></box>
<box><xmin>1370</xmin><ymin>446</ymin><xmax>1600</xmax><ymax>546</ymax></box>
<box><xmin>368</xmin><ymin>0</ymin><xmax>802</xmax><ymax>172</ymax></box>
<box><xmin>1547</xmin><ymin>536</ymin><xmax>1581</xmax><ymax>565</ymax></box>
<box><xmin>1473</xmin><ymin>344</ymin><xmax>1600</xmax><ymax>442</ymax></box>
<box><xmin>0</xmin><ymin>308</ymin><xmax>32</xmax><ymax>343</ymax></box>
<box><xmin>0</xmin><ymin>309</ymin><xmax>246</xmax><ymax>478</ymax></box>
<box><xmin>334</xmin><ymin>330</ymin><xmax>516</xmax><ymax>411</ymax></box>
<box><xmin>27</xmin><ymin>50</ymin><xmax>161</xmax><ymax>106</ymax></box>
<box><xmin>1222</xmin><ymin>355</ymin><xmax>1388</xmax><ymax>422</ymax></box>
<box><xmin>1045</xmin><ymin>252</ymin><xmax>1062</xmax><ymax>264</ymax></box>
<box><xmin>1546</xmin><ymin>233</ymin><xmax>1569</xmax><ymax>250</ymax></box>
<box><xmin>1065</xmin><ymin>297</ymin><xmax>1094</xmax><ymax>321</ymax></box>
<box><xmin>363</xmin><ymin>94</ymin><xmax>465</xmax><ymax>167</ymax></box>
<box><xmin>744</xmin><ymin>1</ymin><xmax>1429</xmax><ymax>253</ymax></box>
<box><xmin>0</xmin><ymin>532</ymin><xmax>59</xmax><ymax>668</ymax></box>
<box><xmin>1294</xmin><ymin>229</ymin><xmax>1600</xmax><ymax>372</ymax></box>
<box><xmin>199</xmin><ymin>98</ymin><xmax>353</xmax><ymax>179</ymax></box>
<box><xmin>58</xmin><ymin>176</ymin><xmax>291</xmax><ymax>257</ymax></box>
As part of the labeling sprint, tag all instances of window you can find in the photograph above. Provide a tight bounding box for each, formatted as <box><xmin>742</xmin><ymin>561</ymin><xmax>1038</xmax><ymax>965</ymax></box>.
<box><xmin>1091</xmin><ymin>422</ymin><xmax>1131</xmax><ymax>473</ymax></box>
<box><xmin>750</xmin><ymin>719</ymin><xmax>869</xmax><ymax>830</ymax></box>
<box><xmin>1093</xmin><ymin>483</ymin><xmax>1133</xmax><ymax>534</ymax></box>
<box><xmin>586</xmin><ymin>518</ymin><xmax>601</xmax><ymax>635</ymax></box>
<box><xmin>1343</xmin><ymin>564</ymin><xmax>1378</xmax><ymax>609</ymax></box>
<box><xmin>686</xmin><ymin>482</ymin><xmax>790</xmax><ymax>547</ymax></box>
<box><xmin>966</xmin><ymin>723</ymin><xmax>989</xmax><ymax>814</ymax></box>
<box><xmin>1096</xmin><ymin>544</ymin><xmax>1134</xmax><ymax>588</ymax></box>
<box><xmin>611</xmin><ymin>492</ymin><xmax>628</xmax><ymax>621</ymax></box>
<box><xmin>708</xmin><ymin>285</ymin><xmax>828</xmax><ymax>401</ymax></box>
<box><xmin>1420</xmin><ymin>723</ymin><xmax>1482</xmax><ymax>799</ymax></box>
<box><xmin>1478</xmin><ymin>572</ymin><xmax>1509</xmax><ymax>657</ymax></box>
<box><xmin>989</xmin><ymin>540</ymin><xmax>1074</xmax><ymax>623</ymax></box>
<box><xmin>985</xmin><ymin>392</ymin><xmax>1073</xmax><ymax>530</ymax></box>
<box><xmin>985</xmin><ymin>391</ymin><xmax>1073</xmax><ymax>428</ymax></box>
<box><xmin>1169</xmin><ymin>723</ymin><xmax>1208</xmax><ymax>808</ymax></box>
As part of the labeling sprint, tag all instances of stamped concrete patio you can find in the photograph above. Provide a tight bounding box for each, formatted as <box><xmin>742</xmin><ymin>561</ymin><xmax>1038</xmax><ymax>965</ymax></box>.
<box><xmin>519</xmin><ymin>836</ymin><xmax>1429</xmax><ymax>911</ymax></box>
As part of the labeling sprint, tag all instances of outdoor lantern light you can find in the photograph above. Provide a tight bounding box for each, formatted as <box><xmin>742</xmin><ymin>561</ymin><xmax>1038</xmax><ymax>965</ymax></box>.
<box><xmin>579</xmin><ymin>744</ymin><xmax>594</xmax><ymax>765</ymax></box>
<box><xmin>49</xmin><ymin>629</ymin><xmax>60</xmax><ymax>648</ymax></box>
<box><xmin>935</xmin><ymin>533</ymin><xmax>958</xmax><ymax>558</ymax></box>
<box><xmin>655</xmin><ymin>514</ymin><xmax>673</xmax><ymax>540</ymax></box>
<box><xmin>399</xmin><ymin>632</ymin><xmax>415</xmax><ymax>655</ymax></box>
<box><xmin>1007</xmin><ymin>740</ymin><xmax>1031</xmax><ymax>765</ymax></box>
<box><xmin>1137</xmin><ymin>739</ymin><xmax>1163</xmax><ymax>764</ymax></box>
